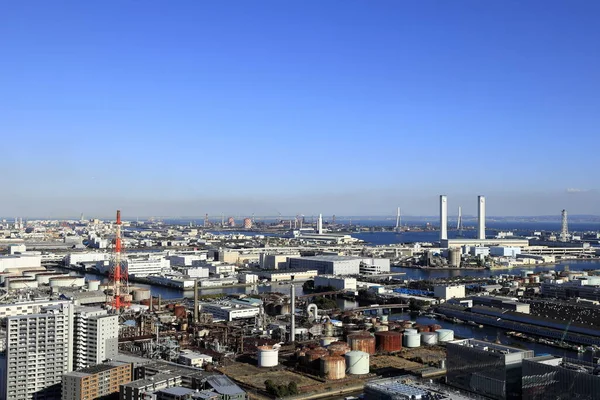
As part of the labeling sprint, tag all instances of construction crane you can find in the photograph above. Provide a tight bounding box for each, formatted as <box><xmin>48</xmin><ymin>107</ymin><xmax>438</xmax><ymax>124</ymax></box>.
<box><xmin>560</xmin><ymin>319</ymin><xmax>573</xmax><ymax>346</ymax></box>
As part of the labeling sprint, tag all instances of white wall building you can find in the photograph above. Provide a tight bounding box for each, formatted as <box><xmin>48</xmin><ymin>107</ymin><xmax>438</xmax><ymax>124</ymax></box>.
<box><xmin>167</xmin><ymin>253</ymin><xmax>207</xmax><ymax>267</ymax></box>
<box><xmin>314</xmin><ymin>275</ymin><xmax>357</xmax><ymax>291</ymax></box>
<box><xmin>178</xmin><ymin>351</ymin><xmax>213</xmax><ymax>368</ymax></box>
<box><xmin>97</xmin><ymin>257</ymin><xmax>170</xmax><ymax>277</ymax></box>
<box><xmin>288</xmin><ymin>256</ymin><xmax>361</xmax><ymax>276</ymax></box>
<box><xmin>259</xmin><ymin>253</ymin><xmax>299</xmax><ymax>270</ymax></box>
<box><xmin>73</xmin><ymin>307</ymin><xmax>119</xmax><ymax>370</ymax></box>
<box><xmin>359</xmin><ymin>258</ymin><xmax>391</xmax><ymax>274</ymax></box>
<box><xmin>434</xmin><ymin>284</ymin><xmax>466</xmax><ymax>300</ymax></box>
<box><xmin>240</xmin><ymin>273</ymin><xmax>259</xmax><ymax>284</ymax></box>
<box><xmin>0</xmin><ymin>254</ymin><xmax>42</xmax><ymax>272</ymax></box>
<box><xmin>258</xmin><ymin>270</ymin><xmax>318</xmax><ymax>282</ymax></box>
<box><xmin>65</xmin><ymin>252</ymin><xmax>108</xmax><ymax>266</ymax></box>
<box><xmin>198</xmin><ymin>302</ymin><xmax>260</xmax><ymax>322</ymax></box>
<box><xmin>207</xmin><ymin>264</ymin><xmax>236</xmax><ymax>276</ymax></box>
<box><xmin>490</xmin><ymin>246</ymin><xmax>522</xmax><ymax>257</ymax></box>
<box><xmin>180</xmin><ymin>267</ymin><xmax>209</xmax><ymax>278</ymax></box>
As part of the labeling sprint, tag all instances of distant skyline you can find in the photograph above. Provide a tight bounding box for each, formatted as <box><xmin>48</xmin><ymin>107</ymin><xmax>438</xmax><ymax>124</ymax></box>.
<box><xmin>1</xmin><ymin>1</ymin><xmax>599</xmax><ymax>217</ymax></box>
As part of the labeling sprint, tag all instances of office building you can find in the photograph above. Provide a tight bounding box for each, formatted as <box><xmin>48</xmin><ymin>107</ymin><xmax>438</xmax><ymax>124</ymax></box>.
<box><xmin>314</xmin><ymin>275</ymin><xmax>357</xmax><ymax>291</ymax></box>
<box><xmin>447</xmin><ymin>339</ymin><xmax>534</xmax><ymax>400</ymax></box>
<box><xmin>0</xmin><ymin>301</ymin><xmax>74</xmax><ymax>400</ymax></box>
<box><xmin>62</xmin><ymin>361</ymin><xmax>131</xmax><ymax>400</ymax></box>
<box><xmin>522</xmin><ymin>355</ymin><xmax>600</xmax><ymax>399</ymax></box>
<box><xmin>73</xmin><ymin>307</ymin><xmax>119</xmax><ymax>370</ymax></box>
<box><xmin>359</xmin><ymin>257</ymin><xmax>391</xmax><ymax>274</ymax></box>
<box><xmin>259</xmin><ymin>253</ymin><xmax>300</xmax><ymax>270</ymax></box>
<box><xmin>97</xmin><ymin>257</ymin><xmax>170</xmax><ymax>278</ymax></box>
<box><xmin>257</xmin><ymin>270</ymin><xmax>318</xmax><ymax>282</ymax></box>
<box><xmin>440</xmin><ymin>195</ymin><xmax>448</xmax><ymax>241</ymax></box>
<box><xmin>178</xmin><ymin>351</ymin><xmax>213</xmax><ymax>368</ymax></box>
<box><xmin>198</xmin><ymin>302</ymin><xmax>260</xmax><ymax>322</ymax></box>
<box><xmin>477</xmin><ymin>195</ymin><xmax>486</xmax><ymax>240</ymax></box>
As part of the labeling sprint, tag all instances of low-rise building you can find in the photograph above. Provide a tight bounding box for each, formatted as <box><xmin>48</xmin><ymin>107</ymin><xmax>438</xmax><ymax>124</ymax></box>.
<box><xmin>198</xmin><ymin>302</ymin><xmax>260</xmax><ymax>322</ymax></box>
<box><xmin>288</xmin><ymin>255</ymin><xmax>361</xmax><ymax>275</ymax></box>
<box><xmin>434</xmin><ymin>284</ymin><xmax>466</xmax><ymax>301</ymax></box>
<box><xmin>314</xmin><ymin>275</ymin><xmax>357</xmax><ymax>291</ymax></box>
<box><xmin>257</xmin><ymin>270</ymin><xmax>318</xmax><ymax>282</ymax></box>
<box><xmin>62</xmin><ymin>361</ymin><xmax>131</xmax><ymax>400</ymax></box>
<box><xmin>178</xmin><ymin>351</ymin><xmax>213</xmax><ymax>368</ymax></box>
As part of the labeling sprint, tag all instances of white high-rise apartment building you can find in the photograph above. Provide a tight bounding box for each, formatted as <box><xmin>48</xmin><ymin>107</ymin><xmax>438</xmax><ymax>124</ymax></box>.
<box><xmin>0</xmin><ymin>301</ymin><xmax>74</xmax><ymax>400</ymax></box>
<box><xmin>73</xmin><ymin>307</ymin><xmax>119</xmax><ymax>370</ymax></box>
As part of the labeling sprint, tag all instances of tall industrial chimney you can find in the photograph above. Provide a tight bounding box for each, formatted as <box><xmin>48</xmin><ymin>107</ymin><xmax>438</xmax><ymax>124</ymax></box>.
<box><xmin>194</xmin><ymin>279</ymin><xmax>199</xmax><ymax>323</ymax></box>
<box><xmin>477</xmin><ymin>195</ymin><xmax>486</xmax><ymax>240</ymax></box>
<box><xmin>290</xmin><ymin>285</ymin><xmax>295</xmax><ymax>342</ymax></box>
<box><xmin>317</xmin><ymin>214</ymin><xmax>323</xmax><ymax>235</ymax></box>
<box><xmin>440</xmin><ymin>195</ymin><xmax>448</xmax><ymax>241</ymax></box>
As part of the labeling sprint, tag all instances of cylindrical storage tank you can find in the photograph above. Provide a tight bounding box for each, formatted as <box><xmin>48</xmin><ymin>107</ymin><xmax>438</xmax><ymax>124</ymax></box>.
<box><xmin>401</xmin><ymin>321</ymin><xmax>413</xmax><ymax>329</ymax></box>
<box><xmin>87</xmin><ymin>280</ymin><xmax>101</xmax><ymax>291</ymax></box>
<box><xmin>35</xmin><ymin>272</ymin><xmax>69</xmax><ymax>285</ymax></box>
<box><xmin>347</xmin><ymin>333</ymin><xmax>376</xmax><ymax>355</ymax></box>
<box><xmin>0</xmin><ymin>274</ymin><xmax>21</xmax><ymax>285</ymax></box>
<box><xmin>173</xmin><ymin>305</ymin><xmax>187</xmax><ymax>319</ymax></box>
<box><xmin>328</xmin><ymin>342</ymin><xmax>351</xmax><ymax>357</ymax></box>
<box><xmin>404</xmin><ymin>328</ymin><xmax>418</xmax><ymax>335</ymax></box>
<box><xmin>320</xmin><ymin>337</ymin><xmax>337</xmax><ymax>347</ymax></box>
<box><xmin>374</xmin><ymin>325</ymin><xmax>389</xmax><ymax>332</ymax></box>
<box><xmin>320</xmin><ymin>355</ymin><xmax>346</xmax><ymax>380</ymax></box>
<box><xmin>257</xmin><ymin>346</ymin><xmax>279</xmax><ymax>368</ymax></box>
<box><xmin>404</xmin><ymin>333</ymin><xmax>421</xmax><ymax>348</ymax></box>
<box><xmin>417</xmin><ymin>325</ymin><xmax>431</xmax><ymax>333</ymax></box>
<box><xmin>429</xmin><ymin>324</ymin><xmax>442</xmax><ymax>331</ymax></box>
<box><xmin>49</xmin><ymin>276</ymin><xmax>86</xmax><ymax>288</ymax></box>
<box><xmin>7</xmin><ymin>279</ymin><xmax>39</xmax><ymax>290</ymax></box>
<box><xmin>521</xmin><ymin>270</ymin><xmax>534</xmax><ymax>278</ymax></box>
<box><xmin>364</xmin><ymin>322</ymin><xmax>373</xmax><ymax>330</ymax></box>
<box><xmin>380</xmin><ymin>315</ymin><xmax>389</xmax><ymax>324</ymax></box>
<box><xmin>436</xmin><ymin>329</ymin><xmax>455</xmax><ymax>343</ymax></box>
<box><xmin>421</xmin><ymin>332</ymin><xmax>439</xmax><ymax>346</ymax></box>
<box><xmin>345</xmin><ymin>351</ymin><xmax>370</xmax><ymax>375</ymax></box>
<box><xmin>21</xmin><ymin>268</ymin><xmax>47</xmax><ymax>278</ymax></box>
<box><xmin>448</xmin><ymin>249</ymin><xmax>461</xmax><ymax>267</ymax></box>
<box><xmin>304</xmin><ymin>348</ymin><xmax>329</xmax><ymax>367</ymax></box>
<box><xmin>132</xmin><ymin>288</ymin><xmax>151</xmax><ymax>301</ymax></box>
<box><xmin>375</xmin><ymin>331</ymin><xmax>402</xmax><ymax>353</ymax></box>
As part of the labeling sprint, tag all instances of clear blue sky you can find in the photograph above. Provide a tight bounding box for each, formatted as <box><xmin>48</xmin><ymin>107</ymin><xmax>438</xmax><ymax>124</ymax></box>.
<box><xmin>1</xmin><ymin>1</ymin><xmax>599</xmax><ymax>218</ymax></box>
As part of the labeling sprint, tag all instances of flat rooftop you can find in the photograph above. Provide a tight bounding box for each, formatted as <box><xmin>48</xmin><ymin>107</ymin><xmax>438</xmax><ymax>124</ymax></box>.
<box><xmin>288</xmin><ymin>255</ymin><xmax>360</xmax><ymax>262</ymax></box>
<box><xmin>449</xmin><ymin>338</ymin><xmax>530</xmax><ymax>354</ymax></box>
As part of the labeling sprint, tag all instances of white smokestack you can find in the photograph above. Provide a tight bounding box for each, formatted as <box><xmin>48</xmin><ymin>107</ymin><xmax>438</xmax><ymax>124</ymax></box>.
<box><xmin>478</xmin><ymin>195</ymin><xmax>486</xmax><ymax>240</ymax></box>
<box><xmin>440</xmin><ymin>195</ymin><xmax>448</xmax><ymax>241</ymax></box>
<box><xmin>317</xmin><ymin>214</ymin><xmax>323</xmax><ymax>235</ymax></box>
<box><xmin>290</xmin><ymin>285</ymin><xmax>295</xmax><ymax>342</ymax></box>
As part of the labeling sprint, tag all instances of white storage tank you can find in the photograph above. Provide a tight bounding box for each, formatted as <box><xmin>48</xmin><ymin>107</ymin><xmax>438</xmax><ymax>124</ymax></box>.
<box><xmin>421</xmin><ymin>332</ymin><xmax>438</xmax><ymax>346</ymax></box>
<box><xmin>7</xmin><ymin>279</ymin><xmax>38</xmax><ymax>290</ymax></box>
<box><xmin>257</xmin><ymin>345</ymin><xmax>279</xmax><ymax>368</ymax></box>
<box><xmin>345</xmin><ymin>351</ymin><xmax>370</xmax><ymax>375</ymax></box>
<box><xmin>404</xmin><ymin>328</ymin><xmax>418</xmax><ymax>335</ymax></box>
<box><xmin>35</xmin><ymin>272</ymin><xmax>69</xmax><ymax>285</ymax></box>
<box><xmin>320</xmin><ymin>337</ymin><xmax>337</xmax><ymax>347</ymax></box>
<box><xmin>374</xmin><ymin>324</ymin><xmax>389</xmax><ymax>332</ymax></box>
<box><xmin>436</xmin><ymin>329</ymin><xmax>455</xmax><ymax>343</ymax></box>
<box><xmin>132</xmin><ymin>288</ymin><xmax>151</xmax><ymax>301</ymax></box>
<box><xmin>404</xmin><ymin>333</ymin><xmax>421</xmax><ymax>348</ymax></box>
<box><xmin>49</xmin><ymin>276</ymin><xmax>86</xmax><ymax>288</ymax></box>
<box><xmin>87</xmin><ymin>280</ymin><xmax>101</xmax><ymax>291</ymax></box>
<box><xmin>380</xmin><ymin>315</ymin><xmax>389</xmax><ymax>324</ymax></box>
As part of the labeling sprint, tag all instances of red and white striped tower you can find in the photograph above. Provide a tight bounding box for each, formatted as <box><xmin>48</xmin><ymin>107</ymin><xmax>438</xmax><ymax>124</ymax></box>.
<box><xmin>108</xmin><ymin>210</ymin><xmax>130</xmax><ymax>312</ymax></box>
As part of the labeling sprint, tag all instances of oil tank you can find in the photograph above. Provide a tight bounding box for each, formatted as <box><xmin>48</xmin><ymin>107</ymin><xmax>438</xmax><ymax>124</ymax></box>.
<box><xmin>401</xmin><ymin>321</ymin><xmax>413</xmax><ymax>329</ymax></box>
<box><xmin>320</xmin><ymin>337</ymin><xmax>337</xmax><ymax>347</ymax></box>
<box><xmin>132</xmin><ymin>288</ymin><xmax>151</xmax><ymax>301</ymax></box>
<box><xmin>374</xmin><ymin>324</ymin><xmax>389</xmax><ymax>332</ymax></box>
<box><xmin>49</xmin><ymin>276</ymin><xmax>86</xmax><ymax>288</ymax></box>
<box><xmin>304</xmin><ymin>348</ymin><xmax>329</xmax><ymax>367</ymax></box>
<box><xmin>429</xmin><ymin>324</ymin><xmax>442</xmax><ymax>331</ymax></box>
<box><xmin>35</xmin><ymin>272</ymin><xmax>69</xmax><ymax>285</ymax></box>
<box><xmin>404</xmin><ymin>333</ymin><xmax>421</xmax><ymax>348</ymax></box>
<box><xmin>436</xmin><ymin>329</ymin><xmax>455</xmax><ymax>343</ymax></box>
<box><xmin>347</xmin><ymin>333</ymin><xmax>376</xmax><ymax>355</ymax></box>
<box><xmin>404</xmin><ymin>328</ymin><xmax>418</xmax><ymax>335</ymax></box>
<box><xmin>7</xmin><ymin>278</ymin><xmax>38</xmax><ymax>290</ymax></box>
<box><xmin>320</xmin><ymin>355</ymin><xmax>346</xmax><ymax>380</ymax></box>
<box><xmin>345</xmin><ymin>351</ymin><xmax>369</xmax><ymax>375</ymax></box>
<box><xmin>173</xmin><ymin>305</ymin><xmax>187</xmax><ymax>319</ymax></box>
<box><xmin>375</xmin><ymin>331</ymin><xmax>402</xmax><ymax>353</ymax></box>
<box><xmin>87</xmin><ymin>280</ymin><xmax>101</xmax><ymax>291</ymax></box>
<box><xmin>380</xmin><ymin>315</ymin><xmax>389</xmax><ymax>324</ymax></box>
<box><xmin>415</xmin><ymin>325</ymin><xmax>431</xmax><ymax>333</ymax></box>
<box><xmin>257</xmin><ymin>345</ymin><xmax>279</xmax><ymax>367</ymax></box>
<box><xmin>364</xmin><ymin>322</ymin><xmax>373</xmax><ymax>330</ymax></box>
<box><xmin>448</xmin><ymin>249</ymin><xmax>461</xmax><ymax>267</ymax></box>
<box><xmin>421</xmin><ymin>332</ymin><xmax>438</xmax><ymax>346</ymax></box>
<box><xmin>328</xmin><ymin>342</ymin><xmax>351</xmax><ymax>357</ymax></box>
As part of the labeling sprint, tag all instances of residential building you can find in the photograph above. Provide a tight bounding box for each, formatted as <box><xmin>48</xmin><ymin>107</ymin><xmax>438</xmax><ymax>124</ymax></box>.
<box><xmin>62</xmin><ymin>361</ymin><xmax>131</xmax><ymax>400</ymax></box>
<box><xmin>447</xmin><ymin>339</ymin><xmax>534</xmax><ymax>400</ymax></box>
<box><xmin>73</xmin><ymin>307</ymin><xmax>119</xmax><ymax>370</ymax></box>
<box><xmin>0</xmin><ymin>301</ymin><xmax>74</xmax><ymax>400</ymax></box>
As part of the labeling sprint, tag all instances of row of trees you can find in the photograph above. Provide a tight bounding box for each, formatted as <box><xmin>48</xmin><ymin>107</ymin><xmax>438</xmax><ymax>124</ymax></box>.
<box><xmin>264</xmin><ymin>380</ymin><xmax>299</xmax><ymax>397</ymax></box>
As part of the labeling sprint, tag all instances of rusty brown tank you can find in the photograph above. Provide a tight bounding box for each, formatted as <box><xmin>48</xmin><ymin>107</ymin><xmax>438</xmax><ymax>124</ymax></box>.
<box><xmin>303</xmin><ymin>347</ymin><xmax>329</xmax><ymax>367</ymax></box>
<box><xmin>328</xmin><ymin>341</ymin><xmax>351</xmax><ymax>356</ymax></box>
<box><xmin>173</xmin><ymin>305</ymin><xmax>187</xmax><ymax>319</ymax></box>
<box><xmin>347</xmin><ymin>332</ymin><xmax>376</xmax><ymax>355</ymax></box>
<box><xmin>429</xmin><ymin>324</ymin><xmax>442</xmax><ymax>331</ymax></box>
<box><xmin>320</xmin><ymin>355</ymin><xmax>346</xmax><ymax>380</ymax></box>
<box><xmin>415</xmin><ymin>325</ymin><xmax>431</xmax><ymax>333</ymax></box>
<box><xmin>375</xmin><ymin>331</ymin><xmax>403</xmax><ymax>353</ymax></box>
